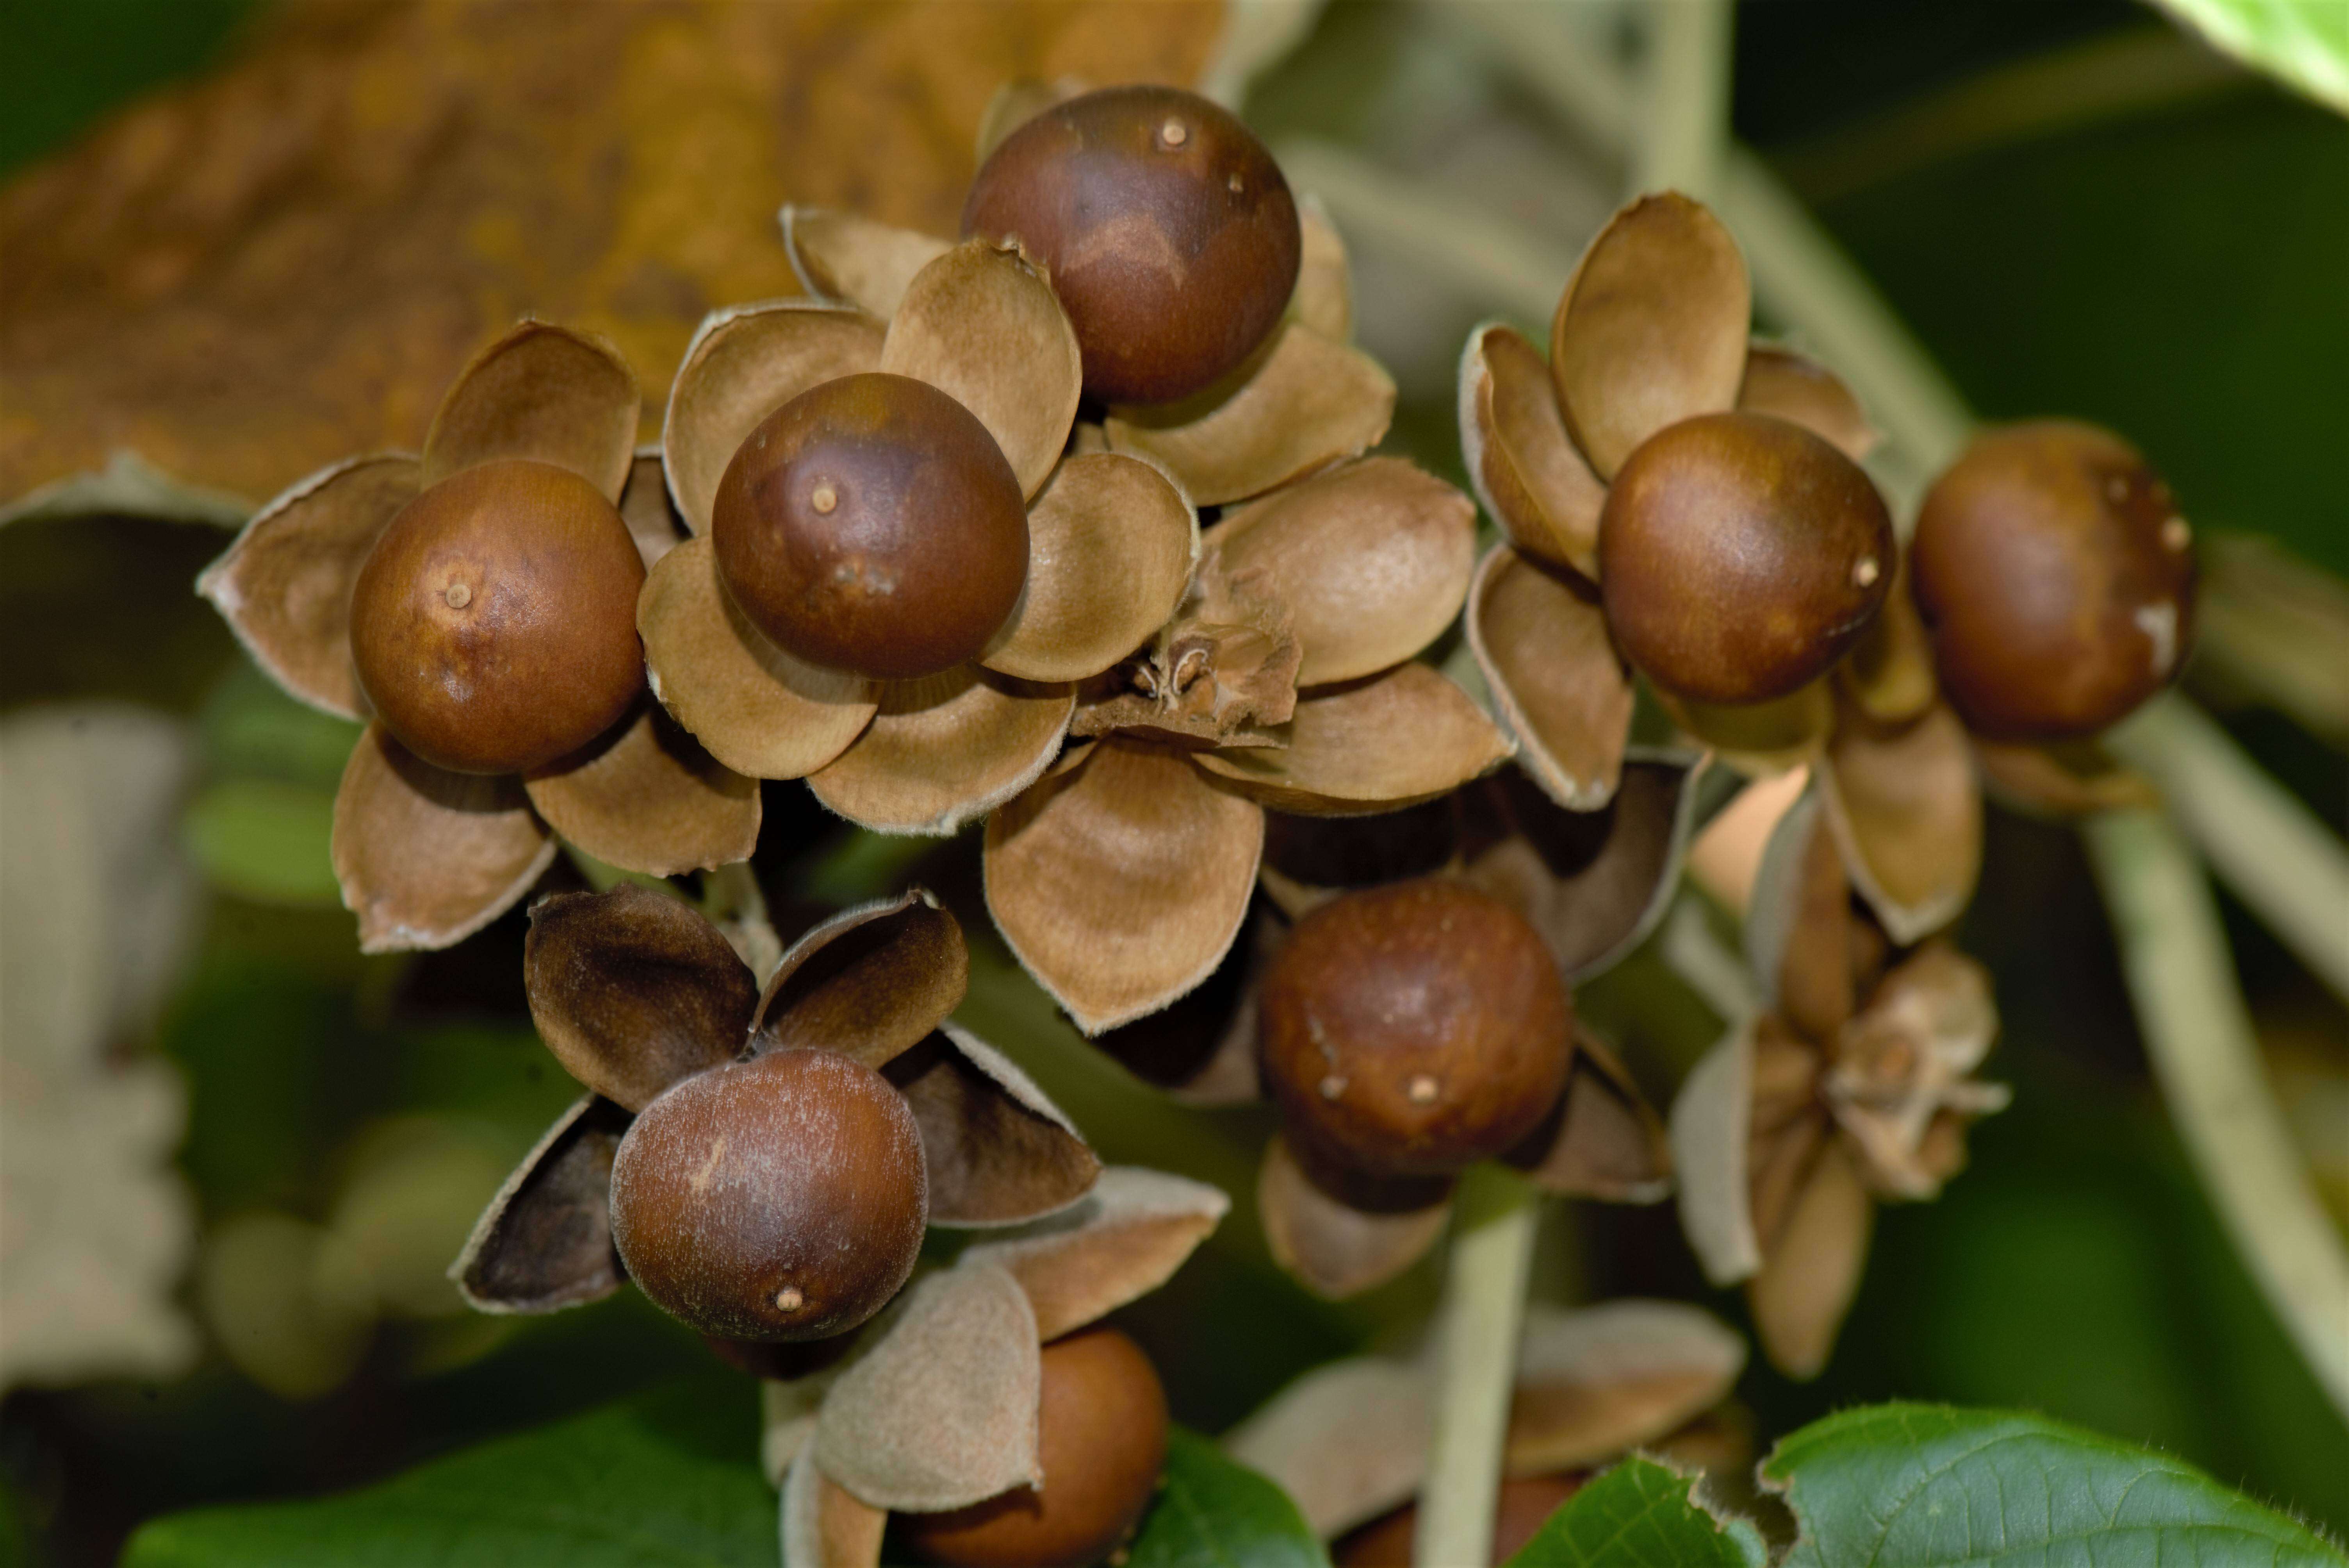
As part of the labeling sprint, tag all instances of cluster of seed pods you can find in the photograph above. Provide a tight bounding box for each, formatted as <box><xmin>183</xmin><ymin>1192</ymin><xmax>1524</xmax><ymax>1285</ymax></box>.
<box><xmin>194</xmin><ymin>70</ymin><xmax>2202</xmax><ymax>1568</ymax></box>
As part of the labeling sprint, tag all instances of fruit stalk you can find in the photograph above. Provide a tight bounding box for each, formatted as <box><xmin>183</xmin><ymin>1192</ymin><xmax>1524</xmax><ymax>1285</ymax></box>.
<box><xmin>1414</xmin><ymin>1165</ymin><xmax>1538</xmax><ymax>1568</ymax></box>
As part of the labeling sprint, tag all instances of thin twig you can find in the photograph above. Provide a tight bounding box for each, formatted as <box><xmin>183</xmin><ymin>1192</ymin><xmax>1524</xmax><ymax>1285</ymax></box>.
<box><xmin>1415</xmin><ymin>1169</ymin><xmax>1539</xmax><ymax>1568</ymax></box>
<box><xmin>2084</xmin><ymin>809</ymin><xmax>2349</xmax><ymax>1413</ymax></box>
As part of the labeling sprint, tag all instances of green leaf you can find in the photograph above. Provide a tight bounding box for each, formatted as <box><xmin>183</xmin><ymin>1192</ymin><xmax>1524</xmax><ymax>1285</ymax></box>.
<box><xmin>2153</xmin><ymin>0</ymin><xmax>2349</xmax><ymax>115</ymax></box>
<box><xmin>1127</xmin><ymin>1426</ymin><xmax>1330</xmax><ymax>1568</ymax></box>
<box><xmin>123</xmin><ymin>1382</ymin><xmax>777</xmax><ymax>1567</ymax></box>
<box><xmin>1767</xmin><ymin>1403</ymin><xmax>2345</xmax><ymax>1567</ymax></box>
<box><xmin>182</xmin><ymin>777</ymin><xmax>340</xmax><ymax>906</ymax></box>
<box><xmin>1504</xmin><ymin>1456</ymin><xmax>1767</xmax><ymax>1568</ymax></box>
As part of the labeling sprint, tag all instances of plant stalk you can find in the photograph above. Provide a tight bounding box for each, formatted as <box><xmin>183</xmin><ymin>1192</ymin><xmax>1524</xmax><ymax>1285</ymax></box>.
<box><xmin>1414</xmin><ymin>1167</ymin><xmax>1539</xmax><ymax>1568</ymax></box>
<box><xmin>2084</xmin><ymin>809</ymin><xmax>2349</xmax><ymax>1416</ymax></box>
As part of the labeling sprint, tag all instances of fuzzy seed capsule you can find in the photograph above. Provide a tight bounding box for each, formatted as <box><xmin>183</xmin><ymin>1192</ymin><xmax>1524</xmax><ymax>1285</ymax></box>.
<box><xmin>713</xmin><ymin>373</ymin><xmax>1028</xmax><ymax>681</ymax></box>
<box><xmin>1597</xmin><ymin>411</ymin><xmax>1894</xmax><ymax>706</ymax></box>
<box><xmin>962</xmin><ymin>85</ymin><xmax>1301</xmax><ymax>405</ymax></box>
<box><xmin>608</xmin><ymin>1047</ymin><xmax>927</xmax><ymax>1343</ymax></box>
<box><xmin>1258</xmin><ymin>879</ymin><xmax>1573</xmax><ymax>1178</ymax></box>
<box><xmin>1910</xmin><ymin>420</ymin><xmax>2196</xmax><ymax>739</ymax></box>
<box><xmin>901</xmin><ymin>1327</ymin><xmax>1169</xmax><ymax>1568</ymax></box>
<box><xmin>348</xmin><ymin>458</ymin><xmax>646</xmax><ymax>774</ymax></box>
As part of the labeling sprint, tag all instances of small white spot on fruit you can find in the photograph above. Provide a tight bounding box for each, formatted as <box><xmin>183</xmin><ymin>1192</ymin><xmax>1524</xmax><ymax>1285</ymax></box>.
<box><xmin>1227</xmin><ymin>173</ymin><xmax>1243</xmax><ymax>194</ymax></box>
<box><xmin>2162</xmin><ymin>516</ymin><xmax>2191</xmax><ymax>552</ymax></box>
<box><xmin>811</xmin><ymin>482</ymin><xmax>838</xmax><ymax>515</ymax></box>
<box><xmin>1852</xmin><ymin>555</ymin><xmax>1881</xmax><ymax>590</ymax></box>
<box><xmin>444</xmin><ymin>581</ymin><xmax>472</xmax><ymax>609</ymax></box>
<box><xmin>775</xmin><ymin>1285</ymin><xmax>804</xmax><ymax>1312</ymax></box>
<box><xmin>1317</xmin><ymin>1074</ymin><xmax>1346</xmax><ymax>1099</ymax></box>
<box><xmin>1159</xmin><ymin>117</ymin><xmax>1189</xmax><ymax>149</ymax></box>
<box><xmin>1406</xmin><ymin>1074</ymin><xmax>1440</xmax><ymax>1105</ymax></box>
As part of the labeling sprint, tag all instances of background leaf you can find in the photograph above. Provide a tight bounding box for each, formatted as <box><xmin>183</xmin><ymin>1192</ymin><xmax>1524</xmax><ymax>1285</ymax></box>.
<box><xmin>2153</xmin><ymin>0</ymin><xmax>2349</xmax><ymax>114</ymax></box>
<box><xmin>1126</xmin><ymin>1425</ymin><xmax>1330</xmax><ymax>1568</ymax></box>
<box><xmin>1503</xmin><ymin>1456</ymin><xmax>1768</xmax><ymax>1568</ymax></box>
<box><xmin>121</xmin><ymin>1380</ymin><xmax>774</xmax><ymax>1568</ymax></box>
<box><xmin>1766</xmin><ymin>1402</ymin><xmax>2344</xmax><ymax>1567</ymax></box>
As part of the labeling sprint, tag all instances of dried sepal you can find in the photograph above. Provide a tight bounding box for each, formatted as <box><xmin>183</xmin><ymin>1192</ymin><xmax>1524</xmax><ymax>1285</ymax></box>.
<box><xmin>985</xmin><ymin>740</ymin><xmax>1265</xmax><ymax>1034</ymax></box>
<box><xmin>1737</xmin><ymin>782</ymin><xmax>1836</xmax><ymax>1019</ymax></box>
<box><xmin>752</xmin><ymin>890</ymin><xmax>967</xmax><ymax>1068</ymax></box>
<box><xmin>1838</xmin><ymin>549</ymin><xmax>1936</xmax><ymax>724</ymax></box>
<box><xmin>1659</xmin><ymin>679</ymin><xmax>1834</xmax><ymax>772</ymax></box>
<box><xmin>1105</xmin><ymin>324</ymin><xmax>1395</xmax><ymax>507</ymax></box>
<box><xmin>1825</xmin><ymin>945</ymin><xmax>2008</xmax><ymax>1199</ymax></box>
<box><xmin>980</xmin><ymin>453</ymin><xmax>1198</xmax><ymax>684</ymax></box>
<box><xmin>1069</xmin><ymin>553</ymin><xmax>1300</xmax><ymax>747</ymax></box>
<box><xmin>421</xmin><ymin>320</ymin><xmax>638</xmax><ymax>503</ymax></box>
<box><xmin>1465</xmin><ymin>753</ymin><xmax>1706</xmax><ymax>982</ymax></box>
<box><xmin>1508</xmin><ymin>1030</ymin><xmax>1671</xmax><ymax>1201</ymax></box>
<box><xmin>196</xmin><ymin>453</ymin><xmax>419</xmax><ymax>720</ymax></box>
<box><xmin>1973</xmin><ymin>736</ymin><xmax>2159</xmax><ymax>818</ymax></box>
<box><xmin>1820</xmin><ymin>704</ymin><xmax>1983</xmax><ymax>945</ymax></box>
<box><xmin>1222</xmin><ymin>1356</ymin><xmax>1432</xmax><ymax>1538</ymax></box>
<box><xmin>1668</xmin><ymin>1021</ymin><xmax>1761</xmax><ymax>1286</ymax></box>
<box><xmin>1684</xmin><ymin>765</ymin><xmax>1807</xmax><ymax>921</ymax></box>
<box><xmin>637</xmin><ymin>535</ymin><xmax>878</xmax><ymax>780</ymax></box>
<box><xmin>662</xmin><ymin>299</ymin><xmax>886</xmax><ymax>535</ymax></box>
<box><xmin>1466</xmin><ymin>546</ymin><xmax>1635</xmax><ymax>811</ymax></box>
<box><xmin>331</xmin><ymin>723</ymin><xmax>556</xmax><ymax>954</ymax></box>
<box><xmin>1550</xmin><ymin>194</ymin><xmax>1749</xmax><ymax>481</ymax></box>
<box><xmin>891</xmin><ymin>1025</ymin><xmax>1101</xmax><ymax>1226</ymax></box>
<box><xmin>782</xmin><ymin>1450</ymin><xmax>888</xmax><ymax>1568</ymax></box>
<box><xmin>1193</xmin><ymin>665</ymin><xmax>1510</xmax><ymax>816</ymax></box>
<box><xmin>1745</xmin><ymin>1139</ymin><xmax>1872</xmax><ymax>1380</ymax></box>
<box><xmin>1736</xmin><ymin>342</ymin><xmax>1878</xmax><ymax>462</ymax></box>
<box><xmin>522</xmin><ymin>706</ymin><xmax>759</xmax><ymax>877</ymax></box>
<box><xmin>973</xmin><ymin>76</ymin><xmax>1086</xmax><ymax>164</ymax></box>
<box><xmin>1210</xmin><ymin>457</ymin><xmax>1476</xmax><ymax>686</ymax></box>
<box><xmin>1505</xmin><ymin>1300</ymin><xmax>1746</xmax><ymax>1474</ymax></box>
<box><xmin>1292</xmin><ymin>192</ymin><xmax>1353</xmax><ymax>343</ymax></box>
<box><xmin>957</xmin><ymin>1166</ymin><xmax>1230</xmax><ymax>1340</ymax></box>
<box><xmin>812</xmin><ymin>1262</ymin><xmax>1043</xmax><ymax>1512</ymax></box>
<box><xmin>522</xmin><ymin>885</ymin><xmax>755</xmax><ymax>1110</ymax></box>
<box><xmin>782</xmin><ymin>205</ymin><xmax>954</xmax><ymax>320</ymax></box>
<box><xmin>807</xmin><ymin>667</ymin><xmax>1073</xmax><ymax>837</ymax></box>
<box><xmin>449</xmin><ymin>1095</ymin><xmax>630</xmax><ymax>1313</ymax></box>
<box><xmin>619</xmin><ymin>449</ymin><xmax>687</xmax><ymax>569</ymax></box>
<box><xmin>1458</xmin><ymin>324</ymin><xmax>1605</xmax><ymax>578</ymax></box>
<box><xmin>879</xmin><ymin>239</ymin><xmax>1081</xmax><ymax>499</ymax></box>
<box><xmin>1088</xmin><ymin>905</ymin><xmax>1271</xmax><ymax>1106</ymax></box>
<box><xmin>1258</xmin><ymin>1135</ymin><xmax>1450</xmax><ymax>1299</ymax></box>
<box><xmin>1258</xmin><ymin>801</ymin><xmax>1460</xmax><ymax>919</ymax></box>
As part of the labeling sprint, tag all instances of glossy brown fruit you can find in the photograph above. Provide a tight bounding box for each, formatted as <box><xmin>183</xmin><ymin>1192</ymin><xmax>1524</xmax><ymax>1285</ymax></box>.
<box><xmin>1259</xmin><ymin>879</ymin><xmax>1573</xmax><ymax>1178</ymax></box>
<box><xmin>349</xmin><ymin>458</ymin><xmax>646</xmax><ymax>773</ymax></box>
<box><xmin>901</xmin><ymin>1327</ymin><xmax>1170</xmax><ymax>1568</ymax></box>
<box><xmin>608</xmin><ymin>1047</ymin><xmax>926</xmax><ymax>1342</ymax></box>
<box><xmin>962</xmin><ymin>84</ymin><xmax>1301</xmax><ymax>404</ymax></box>
<box><xmin>712</xmin><ymin>373</ymin><xmax>1027</xmax><ymax>681</ymax></box>
<box><xmin>1598</xmin><ymin>411</ymin><xmax>1893</xmax><ymax>705</ymax></box>
<box><xmin>1910</xmin><ymin>420</ymin><xmax>2196</xmax><ymax>739</ymax></box>
<box><xmin>1334</xmin><ymin>1475</ymin><xmax>1584</xmax><ymax>1567</ymax></box>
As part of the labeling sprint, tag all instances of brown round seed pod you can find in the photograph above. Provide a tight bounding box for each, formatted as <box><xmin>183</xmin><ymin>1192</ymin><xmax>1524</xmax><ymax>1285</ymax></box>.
<box><xmin>1910</xmin><ymin>420</ymin><xmax>2196</xmax><ymax>740</ymax></box>
<box><xmin>712</xmin><ymin>373</ymin><xmax>1027</xmax><ymax>681</ymax></box>
<box><xmin>609</xmin><ymin>1047</ymin><xmax>926</xmax><ymax>1343</ymax></box>
<box><xmin>348</xmin><ymin>458</ymin><xmax>646</xmax><ymax>774</ymax></box>
<box><xmin>1258</xmin><ymin>879</ymin><xmax>1573</xmax><ymax>1178</ymax></box>
<box><xmin>1598</xmin><ymin>411</ymin><xmax>1893</xmax><ymax>705</ymax></box>
<box><xmin>961</xmin><ymin>84</ymin><xmax>1301</xmax><ymax>405</ymax></box>
<box><xmin>901</xmin><ymin>1326</ymin><xmax>1170</xmax><ymax>1568</ymax></box>
<box><xmin>1335</xmin><ymin>1475</ymin><xmax>1584</xmax><ymax>1567</ymax></box>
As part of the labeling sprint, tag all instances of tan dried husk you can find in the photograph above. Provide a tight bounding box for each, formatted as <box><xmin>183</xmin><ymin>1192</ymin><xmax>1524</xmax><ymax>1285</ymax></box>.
<box><xmin>448</xmin><ymin>1095</ymin><xmax>629</xmax><ymax>1314</ymax></box>
<box><xmin>1257</xmin><ymin>1135</ymin><xmax>1450</xmax><ymax>1300</ymax></box>
<box><xmin>2</xmin><ymin>0</ymin><xmax>1224</xmax><ymax>508</ymax></box>
<box><xmin>984</xmin><ymin>739</ymin><xmax>1265</xmax><ymax>1034</ymax></box>
<box><xmin>1458</xmin><ymin>324</ymin><xmax>1604</xmax><ymax>579</ymax></box>
<box><xmin>806</xmin><ymin>667</ymin><xmax>1073</xmax><ymax>839</ymax></box>
<box><xmin>954</xmin><ymin>1166</ymin><xmax>1231</xmax><ymax>1340</ymax></box>
<box><xmin>1735</xmin><ymin>343</ymin><xmax>1879</xmax><ymax>463</ymax></box>
<box><xmin>1972</xmin><ymin>735</ymin><xmax>2160</xmax><ymax>818</ymax></box>
<box><xmin>619</xmin><ymin>449</ymin><xmax>687</xmax><ymax>568</ymax></box>
<box><xmin>1070</xmin><ymin>553</ymin><xmax>1301</xmax><ymax>748</ymax></box>
<box><xmin>522</xmin><ymin>706</ymin><xmax>760</xmax><ymax>878</ymax></box>
<box><xmin>782</xmin><ymin>208</ymin><xmax>954</xmax><ymax>323</ymax></box>
<box><xmin>332</xmin><ymin>724</ymin><xmax>557</xmax><ymax>954</ymax></box>
<box><xmin>1191</xmin><ymin>665</ymin><xmax>1511</xmax><ymax>816</ymax></box>
<box><xmin>781</xmin><ymin>1450</ymin><xmax>889</xmax><ymax>1568</ymax></box>
<box><xmin>1818</xmin><ymin>702</ymin><xmax>1983</xmax><ymax>945</ymax></box>
<box><xmin>1549</xmin><ymin>193</ymin><xmax>1750</xmax><ymax>481</ymax></box>
<box><xmin>1466</xmin><ymin>545</ymin><xmax>1634</xmax><ymax>811</ymax></box>
<box><xmin>892</xmin><ymin>1025</ymin><xmax>1101</xmax><ymax>1226</ymax></box>
<box><xmin>421</xmin><ymin>320</ymin><xmax>639</xmax><ymax>502</ymax></box>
